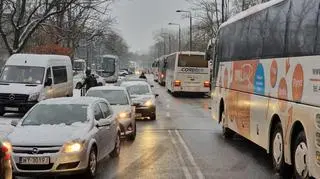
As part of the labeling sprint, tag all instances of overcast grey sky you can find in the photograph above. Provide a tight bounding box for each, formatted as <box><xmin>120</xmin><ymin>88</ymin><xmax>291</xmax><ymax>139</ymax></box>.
<box><xmin>111</xmin><ymin>0</ymin><xmax>190</xmax><ymax>53</ymax></box>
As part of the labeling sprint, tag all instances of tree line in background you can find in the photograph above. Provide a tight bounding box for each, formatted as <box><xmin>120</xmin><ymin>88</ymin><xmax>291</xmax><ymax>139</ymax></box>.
<box><xmin>149</xmin><ymin>0</ymin><xmax>270</xmax><ymax>60</ymax></box>
<box><xmin>0</xmin><ymin>0</ymin><xmax>130</xmax><ymax>64</ymax></box>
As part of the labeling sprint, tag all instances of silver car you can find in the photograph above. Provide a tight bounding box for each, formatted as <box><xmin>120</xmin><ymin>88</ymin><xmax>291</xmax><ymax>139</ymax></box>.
<box><xmin>86</xmin><ymin>86</ymin><xmax>136</xmax><ymax>140</ymax></box>
<box><xmin>5</xmin><ymin>97</ymin><xmax>121</xmax><ymax>178</ymax></box>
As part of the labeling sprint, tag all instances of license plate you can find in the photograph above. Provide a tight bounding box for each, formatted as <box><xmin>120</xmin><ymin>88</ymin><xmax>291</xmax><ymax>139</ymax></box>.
<box><xmin>136</xmin><ymin>113</ymin><xmax>142</xmax><ymax>117</ymax></box>
<box><xmin>5</xmin><ymin>107</ymin><xmax>19</xmax><ymax>112</ymax></box>
<box><xmin>20</xmin><ymin>157</ymin><xmax>50</xmax><ymax>165</ymax></box>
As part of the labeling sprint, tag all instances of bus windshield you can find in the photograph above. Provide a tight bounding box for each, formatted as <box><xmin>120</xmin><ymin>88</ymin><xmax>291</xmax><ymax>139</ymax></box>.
<box><xmin>102</xmin><ymin>58</ymin><xmax>115</xmax><ymax>73</ymax></box>
<box><xmin>178</xmin><ymin>55</ymin><xmax>208</xmax><ymax>68</ymax></box>
<box><xmin>73</xmin><ymin>61</ymin><xmax>85</xmax><ymax>71</ymax></box>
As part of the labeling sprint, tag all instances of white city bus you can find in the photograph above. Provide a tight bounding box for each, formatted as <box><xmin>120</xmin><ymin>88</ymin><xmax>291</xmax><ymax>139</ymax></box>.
<box><xmin>210</xmin><ymin>0</ymin><xmax>320</xmax><ymax>178</ymax></box>
<box><xmin>166</xmin><ymin>51</ymin><xmax>210</xmax><ymax>95</ymax></box>
<box><xmin>73</xmin><ymin>59</ymin><xmax>86</xmax><ymax>74</ymax></box>
<box><xmin>99</xmin><ymin>55</ymin><xmax>120</xmax><ymax>83</ymax></box>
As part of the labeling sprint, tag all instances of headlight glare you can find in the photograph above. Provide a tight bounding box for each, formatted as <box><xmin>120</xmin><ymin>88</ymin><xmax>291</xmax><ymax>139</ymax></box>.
<box><xmin>63</xmin><ymin>141</ymin><xmax>84</xmax><ymax>153</ymax></box>
<box><xmin>144</xmin><ymin>100</ymin><xmax>153</xmax><ymax>107</ymax></box>
<box><xmin>118</xmin><ymin>111</ymin><xmax>131</xmax><ymax>119</ymax></box>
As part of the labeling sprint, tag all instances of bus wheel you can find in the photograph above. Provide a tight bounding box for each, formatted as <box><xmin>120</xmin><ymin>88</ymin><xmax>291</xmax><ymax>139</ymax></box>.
<box><xmin>271</xmin><ymin>123</ymin><xmax>286</xmax><ymax>174</ymax></box>
<box><xmin>293</xmin><ymin>131</ymin><xmax>309</xmax><ymax>179</ymax></box>
<box><xmin>221</xmin><ymin>111</ymin><xmax>234</xmax><ymax>139</ymax></box>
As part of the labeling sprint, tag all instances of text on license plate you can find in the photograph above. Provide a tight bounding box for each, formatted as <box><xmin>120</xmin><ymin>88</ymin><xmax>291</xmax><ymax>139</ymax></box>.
<box><xmin>20</xmin><ymin>157</ymin><xmax>50</xmax><ymax>165</ymax></box>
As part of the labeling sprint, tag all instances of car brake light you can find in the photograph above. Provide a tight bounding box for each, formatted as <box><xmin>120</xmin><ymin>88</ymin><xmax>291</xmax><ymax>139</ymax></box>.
<box><xmin>161</xmin><ymin>74</ymin><xmax>164</xmax><ymax>78</ymax></box>
<box><xmin>174</xmin><ymin>80</ymin><xmax>181</xmax><ymax>87</ymax></box>
<box><xmin>204</xmin><ymin>81</ymin><xmax>210</xmax><ymax>87</ymax></box>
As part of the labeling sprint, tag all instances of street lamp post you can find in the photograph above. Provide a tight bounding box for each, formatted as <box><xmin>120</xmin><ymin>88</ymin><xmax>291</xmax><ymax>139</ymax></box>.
<box><xmin>168</xmin><ymin>22</ymin><xmax>181</xmax><ymax>52</ymax></box>
<box><xmin>176</xmin><ymin>10</ymin><xmax>192</xmax><ymax>51</ymax></box>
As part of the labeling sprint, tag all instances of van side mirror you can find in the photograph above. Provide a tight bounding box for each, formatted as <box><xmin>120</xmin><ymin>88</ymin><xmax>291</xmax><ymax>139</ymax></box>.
<box><xmin>11</xmin><ymin>119</ymin><xmax>18</xmax><ymax>127</ymax></box>
<box><xmin>45</xmin><ymin>78</ymin><xmax>52</xmax><ymax>86</ymax></box>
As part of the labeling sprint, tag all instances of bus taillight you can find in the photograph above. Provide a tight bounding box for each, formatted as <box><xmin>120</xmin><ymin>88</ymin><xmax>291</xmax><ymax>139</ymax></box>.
<box><xmin>174</xmin><ymin>80</ymin><xmax>181</xmax><ymax>87</ymax></box>
<box><xmin>204</xmin><ymin>81</ymin><xmax>210</xmax><ymax>88</ymax></box>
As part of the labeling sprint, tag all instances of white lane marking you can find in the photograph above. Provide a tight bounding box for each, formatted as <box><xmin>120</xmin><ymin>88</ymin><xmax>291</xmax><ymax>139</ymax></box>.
<box><xmin>168</xmin><ymin>130</ymin><xmax>192</xmax><ymax>179</ymax></box>
<box><xmin>175</xmin><ymin>130</ymin><xmax>204</xmax><ymax>179</ymax></box>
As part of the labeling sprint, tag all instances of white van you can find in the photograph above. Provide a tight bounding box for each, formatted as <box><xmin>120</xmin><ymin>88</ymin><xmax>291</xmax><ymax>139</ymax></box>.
<box><xmin>0</xmin><ymin>54</ymin><xmax>73</xmax><ymax>115</ymax></box>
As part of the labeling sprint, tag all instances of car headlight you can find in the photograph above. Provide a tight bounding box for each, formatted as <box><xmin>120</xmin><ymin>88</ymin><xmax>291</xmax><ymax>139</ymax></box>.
<box><xmin>28</xmin><ymin>92</ymin><xmax>40</xmax><ymax>101</ymax></box>
<box><xmin>2</xmin><ymin>141</ymin><xmax>12</xmax><ymax>153</ymax></box>
<box><xmin>118</xmin><ymin>111</ymin><xmax>131</xmax><ymax>119</ymax></box>
<box><xmin>144</xmin><ymin>99</ymin><xmax>154</xmax><ymax>107</ymax></box>
<box><xmin>62</xmin><ymin>140</ymin><xmax>85</xmax><ymax>153</ymax></box>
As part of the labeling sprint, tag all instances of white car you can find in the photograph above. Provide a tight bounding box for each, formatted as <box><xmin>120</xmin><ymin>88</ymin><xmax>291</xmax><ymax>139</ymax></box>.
<box><xmin>6</xmin><ymin>97</ymin><xmax>121</xmax><ymax>178</ymax></box>
<box><xmin>73</xmin><ymin>73</ymin><xmax>105</xmax><ymax>89</ymax></box>
<box><xmin>86</xmin><ymin>86</ymin><xmax>136</xmax><ymax>140</ymax></box>
<box><xmin>121</xmin><ymin>81</ymin><xmax>158</xmax><ymax>120</ymax></box>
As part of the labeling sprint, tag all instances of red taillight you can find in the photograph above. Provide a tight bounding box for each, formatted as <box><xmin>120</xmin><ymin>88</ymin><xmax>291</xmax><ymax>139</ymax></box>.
<box><xmin>1</xmin><ymin>146</ymin><xmax>8</xmax><ymax>153</ymax></box>
<box><xmin>4</xmin><ymin>153</ymin><xmax>10</xmax><ymax>160</ymax></box>
<box><xmin>204</xmin><ymin>81</ymin><xmax>210</xmax><ymax>87</ymax></box>
<box><xmin>2</xmin><ymin>146</ymin><xmax>10</xmax><ymax>160</ymax></box>
<box><xmin>174</xmin><ymin>80</ymin><xmax>181</xmax><ymax>87</ymax></box>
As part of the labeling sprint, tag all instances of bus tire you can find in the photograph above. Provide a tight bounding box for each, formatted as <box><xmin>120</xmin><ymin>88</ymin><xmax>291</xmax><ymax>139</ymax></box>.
<box><xmin>221</xmin><ymin>111</ymin><xmax>234</xmax><ymax>139</ymax></box>
<box><xmin>293</xmin><ymin>131</ymin><xmax>309</xmax><ymax>179</ymax></box>
<box><xmin>271</xmin><ymin>122</ymin><xmax>287</xmax><ymax>175</ymax></box>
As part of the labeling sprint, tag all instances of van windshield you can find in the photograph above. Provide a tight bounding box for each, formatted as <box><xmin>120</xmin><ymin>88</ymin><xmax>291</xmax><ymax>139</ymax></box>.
<box><xmin>0</xmin><ymin>66</ymin><xmax>45</xmax><ymax>84</ymax></box>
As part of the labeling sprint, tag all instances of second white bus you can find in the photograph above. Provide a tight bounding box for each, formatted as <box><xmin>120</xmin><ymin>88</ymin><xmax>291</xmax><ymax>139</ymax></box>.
<box><xmin>166</xmin><ymin>51</ymin><xmax>210</xmax><ymax>95</ymax></box>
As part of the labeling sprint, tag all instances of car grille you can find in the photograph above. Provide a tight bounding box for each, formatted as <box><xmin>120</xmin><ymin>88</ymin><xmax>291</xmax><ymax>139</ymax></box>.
<box><xmin>13</xmin><ymin>146</ymin><xmax>61</xmax><ymax>154</ymax></box>
<box><xmin>0</xmin><ymin>93</ymin><xmax>29</xmax><ymax>102</ymax></box>
<box><xmin>16</xmin><ymin>163</ymin><xmax>54</xmax><ymax>170</ymax></box>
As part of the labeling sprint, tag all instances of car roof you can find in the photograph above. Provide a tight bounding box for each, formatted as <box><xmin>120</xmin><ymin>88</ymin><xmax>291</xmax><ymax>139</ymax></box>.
<box><xmin>88</xmin><ymin>86</ymin><xmax>127</xmax><ymax>91</ymax></box>
<box><xmin>120</xmin><ymin>81</ymin><xmax>150</xmax><ymax>87</ymax></box>
<box><xmin>40</xmin><ymin>97</ymin><xmax>104</xmax><ymax>105</ymax></box>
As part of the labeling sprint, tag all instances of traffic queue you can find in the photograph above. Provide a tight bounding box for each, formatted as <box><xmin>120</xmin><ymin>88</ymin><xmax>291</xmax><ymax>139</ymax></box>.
<box><xmin>0</xmin><ymin>53</ymin><xmax>158</xmax><ymax>178</ymax></box>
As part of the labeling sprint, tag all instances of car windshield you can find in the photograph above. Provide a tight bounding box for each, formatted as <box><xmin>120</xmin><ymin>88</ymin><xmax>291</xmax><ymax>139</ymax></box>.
<box><xmin>0</xmin><ymin>66</ymin><xmax>45</xmax><ymax>84</ymax></box>
<box><xmin>22</xmin><ymin>104</ymin><xmax>88</xmax><ymax>126</ymax></box>
<box><xmin>126</xmin><ymin>84</ymin><xmax>150</xmax><ymax>95</ymax></box>
<box><xmin>86</xmin><ymin>90</ymin><xmax>129</xmax><ymax>105</ymax></box>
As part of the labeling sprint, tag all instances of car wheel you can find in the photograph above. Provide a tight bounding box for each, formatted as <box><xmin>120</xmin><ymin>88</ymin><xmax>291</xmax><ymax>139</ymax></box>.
<box><xmin>271</xmin><ymin>123</ymin><xmax>287</xmax><ymax>175</ymax></box>
<box><xmin>110</xmin><ymin>133</ymin><xmax>121</xmax><ymax>158</ymax></box>
<box><xmin>76</xmin><ymin>83</ymin><xmax>82</xmax><ymax>89</ymax></box>
<box><xmin>98</xmin><ymin>82</ymin><xmax>103</xmax><ymax>86</ymax></box>
<box><xmin>221</xmin><ymin>111</ymin><xmax>235</xmax><ymax>139</ymax></box>
<box><xmin>128</xmin><ymin>122</ymin><xmax>136</xmax><ymax>141</ymax></box>
<box><xmin>85</xmin><ymin>148</ymin><xmax>97</xmax><ymax>178</ymax></box>
<box><xmin>293</xmin><ymin>131</ymin><xmax>309</xmax><ymax>179</ymax></box>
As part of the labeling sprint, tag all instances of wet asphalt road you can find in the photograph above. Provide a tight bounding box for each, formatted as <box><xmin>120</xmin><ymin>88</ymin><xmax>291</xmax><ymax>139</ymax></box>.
<box><xmin>0</xmin><ymin>76</ymin><xmax>281</xmax><ymax>179</ymax></box>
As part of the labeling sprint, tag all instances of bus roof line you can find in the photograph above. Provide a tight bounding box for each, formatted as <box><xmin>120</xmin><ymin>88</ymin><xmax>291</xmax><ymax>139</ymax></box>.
<box><xmin>220</xmin><ymin>0</ymin><xmax>284</xmax><ymax>29</ymax></box>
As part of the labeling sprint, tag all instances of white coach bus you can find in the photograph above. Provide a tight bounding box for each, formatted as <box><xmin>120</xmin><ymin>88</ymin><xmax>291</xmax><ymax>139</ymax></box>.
<box><xmin>166</xmin><ymin>51</ymin><xmax>210</xmax><ymax>95</ymax></box>
<box><xmin>99</xmin><ymin>55</ymin><xmax>120</xmax><ymax>83</ymax></box>
<box><xmin>210</xmin><ymin>0</ymin><xmax>320</xmax><ymax>178</ymax></box>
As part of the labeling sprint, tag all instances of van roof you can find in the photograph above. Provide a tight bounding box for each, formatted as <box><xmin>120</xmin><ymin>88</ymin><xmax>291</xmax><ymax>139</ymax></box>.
<box><xmin>6</xmin><ymin>54</ymin><xmax>71</xmax><ymax>67</ymax></box>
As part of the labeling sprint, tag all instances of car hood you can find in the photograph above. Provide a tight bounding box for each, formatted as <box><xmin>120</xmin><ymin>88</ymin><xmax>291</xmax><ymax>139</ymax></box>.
<box><xmin>130</xmin><ymin>94</ymin><xmax>154</xmax><ymax>105</ymax></box>
<box><xmin>8</xmin><ymin>123</ymin><xmax>91</xmax><ymax>146</ymax></box>
<box><xmin>111</xmin><ymin>105</ymin><xmax>131</xmax><ymax>114</ymax></box>
<box><xmin>0</xmin><ymin>83</ymin><xmax>42</xmax><ymax>95</ymax></box>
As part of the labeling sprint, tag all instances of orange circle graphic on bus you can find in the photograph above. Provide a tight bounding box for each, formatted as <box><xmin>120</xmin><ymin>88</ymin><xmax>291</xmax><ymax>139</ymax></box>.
<box><xmin>278</xmin><ymin>78</ymin><xmax>287</xmax><ymax>112</ymax></box>
<box><xmin>270</xmin><ymin>60</ymin><xmax>278</xmax><ymax>88</ymax></box>
<box><xmin>224</xmin><ymin>68</ymin><xmax>228</xmax><ymax>88</ymax></box>
<box><xmin>292</xmin><ymin>64</ymin><xmax>304</xmax><ymax>101</ymax></box>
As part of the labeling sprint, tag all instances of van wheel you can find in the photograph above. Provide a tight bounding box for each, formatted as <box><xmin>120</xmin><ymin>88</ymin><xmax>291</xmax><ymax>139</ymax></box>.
<box><xmin>98</xmin><ymin>82</ymin><xmax>103</xmax><ymax>86</ymax></box>
<box><xmin>221</xmin><ymin>111</ymin><xmax>235</xmax><ymax>139</ymax></box>
<box><xmin>128</xmin><ymin>123</ymin><xmax>136</xmax><ymax>141</ymax></box>
<box><xmin>293</xmin><ymin>131</ymin><xmax>309</xmax><ymax>179</ymax></box>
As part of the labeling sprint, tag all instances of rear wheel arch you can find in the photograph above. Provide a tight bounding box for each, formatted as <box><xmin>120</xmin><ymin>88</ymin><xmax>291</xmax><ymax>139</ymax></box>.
<box><xmin>219</xmin><ymin>98</ymin><xmax>224</xmax><ymax>123</ymax></box>
<box><xmin>268</xmin><ymin>114</ymin><xmax>282</xmax><ymax>153</ymax></box>
<box><xmin>289</xmin><ymin>121</ymin><xmax>305</xmax><ymax>163</ymax></box>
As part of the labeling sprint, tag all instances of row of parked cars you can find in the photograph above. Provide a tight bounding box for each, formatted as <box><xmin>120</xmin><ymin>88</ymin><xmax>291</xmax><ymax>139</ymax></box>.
<box><xmin>1</xmin><ymin>59</ymin><xmax>158</xmax><ymax>178</ymax></box>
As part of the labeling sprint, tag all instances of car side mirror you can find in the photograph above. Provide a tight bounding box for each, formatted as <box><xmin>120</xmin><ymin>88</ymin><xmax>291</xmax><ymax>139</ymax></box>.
<box><xmin>151</xmin><ymin>85</ymin><xmax>154</xmax><ymax>88</ymax></box>
<box><xmin>45</xmin><ymin>78</ymin><xmax>52</xmax><ymax>86</ymax></box>
<box><xmin>11</xmin><ymin>119</ymin><xmax>18</xmax><ymax>127</ymax></box>
<box><xmin>155</xmin><ymin>94</ymin><xmax>159</xmax><ymax>97</ymax></box>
